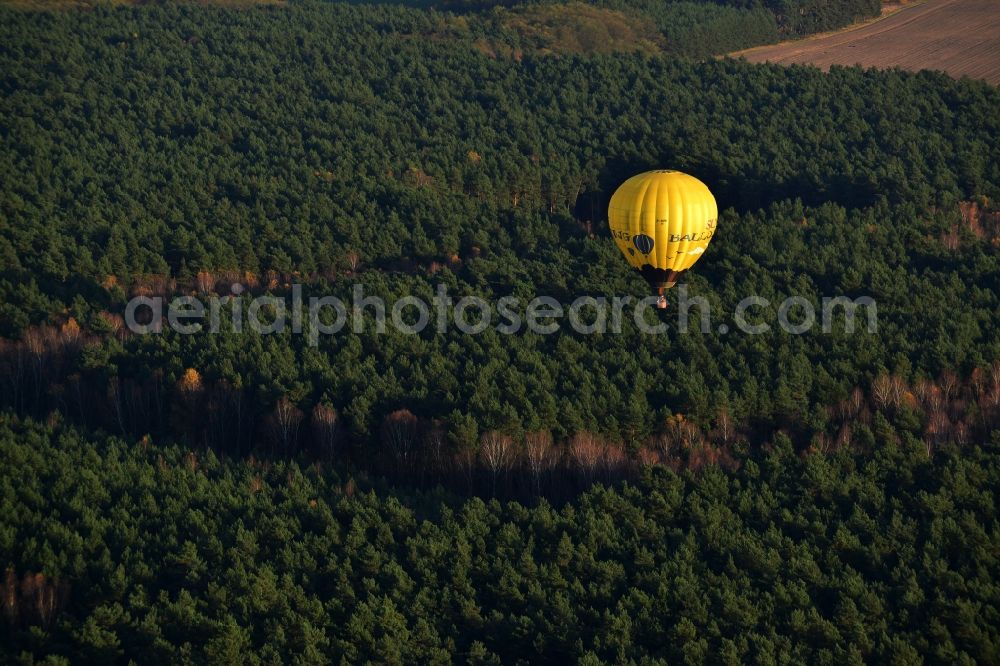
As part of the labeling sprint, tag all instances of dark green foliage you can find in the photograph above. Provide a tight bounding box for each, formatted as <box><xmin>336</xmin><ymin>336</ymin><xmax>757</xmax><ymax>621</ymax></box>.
<box><xmin>574</xmin><ymin>0</ymin><xmax>782</xmax><ymax>54</ymax></box>
<box><xmin>0</xmin><ymin>2</ymin><xmax>997</xmax><ymax>456</ymax></box>
<box><xmin>0</xmin><ymin>416</ymin><xmax>997</xmax><ymax>663</ymax></box>
<box><xmin>764</xmin><ymin>0</ymin><xmax>882</xmax><ymax>36</ymax></box>
<box><xmin>432</xmin><ymin>0</ymin><xmax>880</xmax><ymax>52</ymax></box>
<box><xmin>0</xmin><ymin>5</ymin><xmax>997</xmax><ymax>662</ymax></box>
<box><xmin>654</xmin><ymin>2</ymin><xmax>780</xmax><ymax>56</ymax></box>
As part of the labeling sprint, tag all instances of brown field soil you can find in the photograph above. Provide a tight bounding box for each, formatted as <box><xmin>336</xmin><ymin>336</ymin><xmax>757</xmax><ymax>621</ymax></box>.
<box><xmin>731</xmin><ymin>0</ymin><xmax>1000</xmax><ymax>85</ymax></box>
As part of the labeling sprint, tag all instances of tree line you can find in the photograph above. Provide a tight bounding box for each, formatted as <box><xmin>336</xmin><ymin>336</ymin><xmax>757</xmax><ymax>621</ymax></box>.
<box><xmin>0</xmin><ymin>413</ymin><xmax>996</xmax><ymax>662</ymax></box>
<box><xmin>0</xmin><ymin>1</ymin><xmax>997</xmax><ymax>478</ymax></box>
<box><xmin>2</xmin><ymin>305</ymin><xmax>999</xmax><ymax>502</ymax></box>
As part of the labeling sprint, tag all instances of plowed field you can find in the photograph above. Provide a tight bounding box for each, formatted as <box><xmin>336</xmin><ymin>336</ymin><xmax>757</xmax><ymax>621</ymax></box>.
<box><xmin>732</xmin><ymin>0</ymin><xmax>1000</xmax><ymax>85</ymax></box>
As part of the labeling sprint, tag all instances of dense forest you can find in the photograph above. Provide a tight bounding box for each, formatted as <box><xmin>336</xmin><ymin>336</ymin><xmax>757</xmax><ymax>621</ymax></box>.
<box><xmin>422</xmin><ymin>0</ymin><xmax>881</xmax><ymax>55</ymax></box>
<box><xmin>1</xmin><ymin>416</ymin><xmax>998</xmax><ymax>663</ymax></box>
<box><xmin>576</xmin><ymin>0</ymin><xmax>882</xmax><ymax>54</ymax></box>
<box><xmin>0</xmin><ymin>1</ymin><xmax>997</xmax><ymax>460</ymax></box>
<box><xmin>0</xmin><ymin>0</ymin><xmax>998</xmax><ymax>661</ymax></box>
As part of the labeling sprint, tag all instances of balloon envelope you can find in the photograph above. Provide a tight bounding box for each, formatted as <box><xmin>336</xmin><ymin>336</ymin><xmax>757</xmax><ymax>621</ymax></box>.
<box><xmin>608</xmin><ymin>170</ymin><xmax>718</xmax><ymax>290</ymax></box>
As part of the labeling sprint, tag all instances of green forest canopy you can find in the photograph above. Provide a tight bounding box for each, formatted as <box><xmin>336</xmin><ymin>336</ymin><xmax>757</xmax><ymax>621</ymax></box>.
<box><xmin>0</xmin><ymin>1</ymin><xmax>998</xmax><ymax>662</ymax></box>
<box><xmin>1</xmin><ymin>416</ymin><xmax>997</xmax><ymax>663</ymax></box>
<box><xmin>0</xmin><ymin>1</ymin><xmax>996</xmax><ymax>454</ymax></box>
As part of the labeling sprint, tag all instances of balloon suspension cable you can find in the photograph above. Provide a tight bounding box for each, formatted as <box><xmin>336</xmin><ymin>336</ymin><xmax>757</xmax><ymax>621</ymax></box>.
<box><xmin>655</xmin><ymin>287</ymin><xmax>667</xmax><ymax>310</ymax></box>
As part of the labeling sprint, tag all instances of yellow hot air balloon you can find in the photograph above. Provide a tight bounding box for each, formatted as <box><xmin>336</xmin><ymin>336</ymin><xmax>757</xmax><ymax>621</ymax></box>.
<box><xmin>608</xmin><ymin>170</ymin><xmax>718</xmax><ymax>308</ymax></box>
